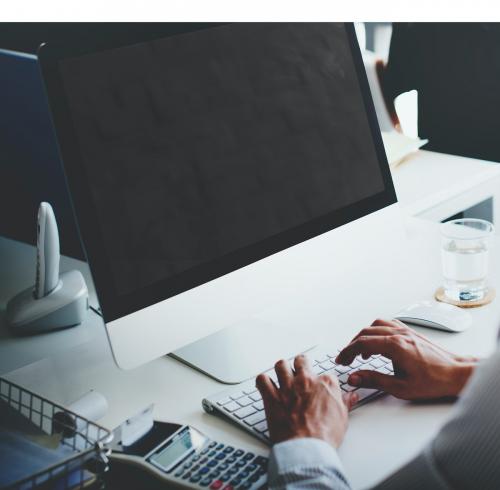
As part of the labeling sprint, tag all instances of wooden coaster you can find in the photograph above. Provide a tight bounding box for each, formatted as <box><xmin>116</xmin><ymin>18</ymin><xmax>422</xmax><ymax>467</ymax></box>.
<box><xmin>435</xmin><ymin>287</ymin><xmax>496</xmax><ymax>308</ymax></box>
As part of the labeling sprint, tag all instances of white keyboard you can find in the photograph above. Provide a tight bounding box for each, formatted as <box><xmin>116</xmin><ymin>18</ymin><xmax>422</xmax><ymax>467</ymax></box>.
<box><xmin>203</xmin><ymin>350</ymin><xmax>394</xmax><ymax>444</ymax></box>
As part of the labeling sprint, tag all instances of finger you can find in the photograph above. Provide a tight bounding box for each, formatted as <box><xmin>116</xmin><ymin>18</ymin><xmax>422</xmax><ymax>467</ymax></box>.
<box><xmin>293</xmin><ymin>354</ymin><xmax>312</xmax><ymax>377</ymax></box>
<box><xmin>348</xmin><ymin>370</ymin><xmax>403</xmax><ymax>394</ymax></box>
<box><xmin>343</xmin><ymin>391</ymin><xmax>359</xmax><ymax>411</ymax></box>
<box><xmin>371</xmin><ymin>318</ymin><xmax>401</xmax><ymax>328</ymax></box>
<box><xmin>274</xmin><ymin>359</ymin><xmax>294</xmax><ymax>392</ymax></box>
<box><xmin>256</xmin><ymin>373</ymin><xmax>279</xmax><ymax>404</ymax></box>
<box><xmin>340</xmin><ymin>327</ymin><xmax>400</xmax><ymax>360</ymax></box>
<box><xmin>336</xmin><ymin>335</ymin><xmax>402</xmax><ymax>366</ymax></box>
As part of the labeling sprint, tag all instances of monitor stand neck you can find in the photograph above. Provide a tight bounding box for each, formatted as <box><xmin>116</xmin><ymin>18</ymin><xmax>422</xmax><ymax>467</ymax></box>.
<box><xmin>170</xmin><ymin>317</ymin><xmax>316</xmax><ymax>384</ymax></box>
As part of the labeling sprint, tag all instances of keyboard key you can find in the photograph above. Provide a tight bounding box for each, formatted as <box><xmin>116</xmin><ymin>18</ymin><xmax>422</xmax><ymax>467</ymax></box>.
<box><xmin>253</xmin><ymin>400</ymin><xmax>264</xmax><ymax>410</ymax></box>
<box><xmin>320</xmin><ymin>360</ymin><xmax>335</xmax><ymax>371</ymax></box>
<box><xmin>249</xmin><ymin>392</ymin><xmax>262</xmax><ymax>402</ymax></box>
<box><xmin>236</xmin><ymin>396</ymin><xmax>253</xmax><ymax>407</ymax></box>
<box><xmin>341</xmin><ymin>384</ymin><xmax>358</xmax><ymax>392</ymax></box>
<box><xmin>335</xmin><ymin>364</ymin><xmax>351</xmax><ymax>374</ymax></box>
<box><xmin>244</xmin><ymin>411</ymin><xmax>266</xmax><ymax>426</ymax></box>
<box><xmin>223</xmin><ymin>402</ymin><xmax>240</xmax><ymax>412</ymax></box>
<box><xmin>230</xmin><ymin>392</ymin><xmax>245</xmax><ymax>401</ymax></box>
<box><xmin>234</xmin><ymin>405</ymin><xmax>257</xmax><ymax>419</ymax></box>
<box><xmin>312</xmin><ymin>365</ymin><xmax>325</xmax><ymax>375</ymax></box>
<box><xmin>370</xmin><ymin>358</ymin><xmax>386</xmax><ymax>368</ymax></box>
<box><xmin>351</xmin><ymin>359</ymin><xmax>362</xmax><ymax>368</ymax></box>
<box><xmin>264</xmin><ymin>430</ymin><xmax>270</xmax><ymax>439</ymax></box>
<box><xmin>243</xmin><ymin>387</ymin><xmax>257</xmax><ymax>395</ymax></box>
<box><xmin>314</xmin><ymin>354</ymin><xmax>329</xmax><ymax>363</ymax></box>
<box><xmin>216</xmin><ymin>397</ymin><xmax>232</xmax><ymax>406</ymax></box>
<box><xmin>379</xmin><ymin>366</ymin><xmax>392</xmax><ymax>374</ymax></box>
<box><xmin>254</xmin><ymin>420</ymin><xmax>268</xmax><ymax>432</ymax></box>
<box><xmin>338</xmin><ymin>373</ymin><xmax>350</xmax><ymax>384</ymax></box>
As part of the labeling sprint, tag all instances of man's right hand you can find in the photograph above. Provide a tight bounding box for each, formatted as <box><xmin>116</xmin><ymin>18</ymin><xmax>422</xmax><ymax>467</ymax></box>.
<box><xmin>335</xmin><ymin>318</ymin><xmax>478</xmax><ymax>400</ymax></box>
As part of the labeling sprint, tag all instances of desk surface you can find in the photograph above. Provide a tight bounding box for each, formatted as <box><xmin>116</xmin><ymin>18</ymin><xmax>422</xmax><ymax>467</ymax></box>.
<box><xmin>2</xmin><ymin>150</ymin><xmax>500</xmax><ymax>489</ymax></box>
<box><xmin>2</xmin><ymin>214</ymin><xmax>500</xmax><ymax>489</ymax></box>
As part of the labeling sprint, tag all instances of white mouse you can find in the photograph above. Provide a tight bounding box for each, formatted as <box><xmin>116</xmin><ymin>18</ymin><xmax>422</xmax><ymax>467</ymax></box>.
<box><xmin>394</xmin><ymin>300</ymin><xmax>472</xmax><ymax>333</ymax></box>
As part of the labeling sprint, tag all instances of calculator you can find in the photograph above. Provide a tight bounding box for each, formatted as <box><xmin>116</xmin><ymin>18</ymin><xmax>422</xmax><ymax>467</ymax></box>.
<box><xmin>108</xmin><ymin>421</ymin><xmax>268</xmax><ymax>490</ymax></box>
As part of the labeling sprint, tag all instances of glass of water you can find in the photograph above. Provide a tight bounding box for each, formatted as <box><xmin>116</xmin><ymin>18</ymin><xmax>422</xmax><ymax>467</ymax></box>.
<box><xmin>441</xmin><ymin>218</ymin><xmax>494</xmax><ymax>302</ymax></box>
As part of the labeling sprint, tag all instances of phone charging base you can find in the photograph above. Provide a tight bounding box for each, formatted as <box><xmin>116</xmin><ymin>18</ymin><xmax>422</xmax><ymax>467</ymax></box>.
<box><xmin>6</xmin><ymin>270</ymin><xmax>89</xmax><ymax>334</ymax></box>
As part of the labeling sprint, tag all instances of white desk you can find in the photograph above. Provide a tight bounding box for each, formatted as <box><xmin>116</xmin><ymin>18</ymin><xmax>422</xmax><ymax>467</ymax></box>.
<box><xmin>392</xmin><ymin>150</ymin><xmax>500</xmax><ymax>221</ymax></box>
<box><xmin>2</xmin><ymin>151</ymin><xmax>500</xmax><ymax>489</ymax></box>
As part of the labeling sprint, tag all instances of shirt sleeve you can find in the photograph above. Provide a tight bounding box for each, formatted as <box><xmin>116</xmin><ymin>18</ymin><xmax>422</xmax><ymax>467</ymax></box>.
<box><xmin>268</xmin><ymin>438</ymin><xmax>351</xmax><ymax>490</ymax></box>
<box><xmin>374</xmin><ymin>347</ymin><xmax>500</xmax><ymax>490</ymax></box>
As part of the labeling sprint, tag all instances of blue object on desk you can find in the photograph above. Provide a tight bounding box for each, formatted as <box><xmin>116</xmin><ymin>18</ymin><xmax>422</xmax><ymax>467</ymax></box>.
<box><xmin>0</xmin><ymin>49</ymin><xmax>82</xmax><ymax>259</ymax></box>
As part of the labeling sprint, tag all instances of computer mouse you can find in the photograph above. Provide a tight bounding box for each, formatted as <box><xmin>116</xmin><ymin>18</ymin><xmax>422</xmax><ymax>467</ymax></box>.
<box><xmin>394</xmin><ymin>300</ymin><xmax>472</xmax><ymax>333</ymax></box>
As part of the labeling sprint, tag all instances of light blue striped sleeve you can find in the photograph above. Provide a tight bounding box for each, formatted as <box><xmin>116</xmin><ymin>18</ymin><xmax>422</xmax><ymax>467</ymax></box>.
<box><xmin>268</xmin><ymin>438</ymin><xmax>351</xmax><ymax>490</ymax></box>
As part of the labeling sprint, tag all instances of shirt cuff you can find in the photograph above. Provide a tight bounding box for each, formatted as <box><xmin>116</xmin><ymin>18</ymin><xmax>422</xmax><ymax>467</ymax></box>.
<box><xmin>270</xmin><ymin>437</ymin><xmax>345</xmax><ymax>475</ymax></box>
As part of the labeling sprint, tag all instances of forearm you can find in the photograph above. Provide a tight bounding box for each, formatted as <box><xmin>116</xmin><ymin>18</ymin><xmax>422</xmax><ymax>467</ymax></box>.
<box><xmin>268</xmin><ymin>438</ymin><xmax>351</xmax><ymax>490</ymax></box>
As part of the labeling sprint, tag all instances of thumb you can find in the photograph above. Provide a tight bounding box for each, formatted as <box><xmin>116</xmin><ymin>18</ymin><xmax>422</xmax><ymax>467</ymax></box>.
<box><xmin>348</xmin><ymin>370</ymin><xmax>400</xmax><ymax>394</ymax></box>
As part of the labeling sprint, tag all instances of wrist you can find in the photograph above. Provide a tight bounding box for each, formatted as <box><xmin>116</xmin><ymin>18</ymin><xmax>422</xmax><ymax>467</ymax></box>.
<box><xmin>448</xmin><ymin>358</ymin><xmax>477</xmax><ymax>396</ymax></box>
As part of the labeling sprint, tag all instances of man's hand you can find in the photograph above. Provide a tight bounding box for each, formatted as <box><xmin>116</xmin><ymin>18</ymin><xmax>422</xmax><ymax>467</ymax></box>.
<box><xmin>335</xmin><ymin>318</ymin><xmax>478</xmax><ymax>400</ymax></box>
<box><xmin>256</xmin><ymin>355</ymin><xmax>358</xmax><ymax>448</ymax></box>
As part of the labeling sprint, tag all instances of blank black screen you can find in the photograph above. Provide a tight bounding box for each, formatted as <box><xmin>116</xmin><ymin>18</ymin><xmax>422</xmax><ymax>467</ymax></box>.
<box><xmin>59</xmin><ymin>23</ymin><xmax>386</xmax><ymax>298</ymax></box>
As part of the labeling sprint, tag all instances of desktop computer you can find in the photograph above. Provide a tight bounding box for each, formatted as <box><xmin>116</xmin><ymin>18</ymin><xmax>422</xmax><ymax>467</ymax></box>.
<box><xmin>38</xmin><ymin>23</ymin><xmax>398</xmax><ymax>386</ymax></box>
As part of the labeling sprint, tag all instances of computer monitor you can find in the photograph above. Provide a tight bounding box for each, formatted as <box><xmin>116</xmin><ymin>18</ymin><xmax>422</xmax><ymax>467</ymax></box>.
<box><xmin>38</xmin><ymin>23</ymin><xmax>397</xmax><ymax>382</ymax></box>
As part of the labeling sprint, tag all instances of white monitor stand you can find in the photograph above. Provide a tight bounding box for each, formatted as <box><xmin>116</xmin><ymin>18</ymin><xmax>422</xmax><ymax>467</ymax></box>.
<box><xmin>105</xmin><ymin>203</ymin><xmax>406</xmax><ymax>384</ymax></box>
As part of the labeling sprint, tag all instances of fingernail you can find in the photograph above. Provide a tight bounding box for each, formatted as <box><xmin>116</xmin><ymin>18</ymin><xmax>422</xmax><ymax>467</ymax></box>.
<box><xmin>349</xmin><ymin>374</ymin><xmax>361</xmax><ymax>386</ymax></box>
<box><xmin>351</xmin><ymin>392</ymin><xmax>359</xmax><ymax>403</ymax></box>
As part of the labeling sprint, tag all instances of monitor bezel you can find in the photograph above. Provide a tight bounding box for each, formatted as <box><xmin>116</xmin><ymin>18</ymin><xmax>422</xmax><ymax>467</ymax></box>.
<box><xmin>38</xmin><ymin>22</ymin><xmax>397</xmax><ymax>323</ymax></box>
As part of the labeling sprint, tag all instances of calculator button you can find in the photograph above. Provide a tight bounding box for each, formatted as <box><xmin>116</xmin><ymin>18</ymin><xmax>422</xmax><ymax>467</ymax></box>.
<box><xmin>223</xmin><ymin>446</ymin><xmax>234</xmax><ymax>454</ymax></box>
<box><xmin>208</xmin><ymin>460</ymin><xmax>218</xmax><ymax>468</ymax></box>
<box><xmin>210</xmin><ymin>481</ymin><xmax>223</xmax><ymax>490</ymax></box>
<box><xmin>209</xmin><ymin>471</ymin><xmax>221</xmax><ymax>479</ymax></box>
<box><xmin>247</xmin><ymin>463</ymin><xmax>257</xmax><ymax>472</ymax></box>
<box><xmin>201</xmin><ymin>448</ymin><xmax>210</xmax><ymax>455</ymax></box>
<box><xmin>219</xmin><ymin>463</ymin><xmax>229</xmax><ymax>471</ymax></box>
<box><xmin>235</xmin><ymin>459</ymin><xmax>246</xmax><ymax>467</ymax></box>
<box><xmin>216</xmin><ymin>443</ymin><xmax>225</xmax><ymax>450</ymax></box>
<box><xmin>174</xmin><ymin>470</ymin><xmax>183</xmax><ymax>477</ymax></box>
<box><xmin>231</xmin><ymin>478</ymin><xmax>241</xmax><ymax>486</ymax></box>
<box><xmin>243</xmin><ymin>452</ymin><xmax>255</xmax><ymax>461</ymax></box>
<box><xmin>184</xmin><ymin>462</ymin><xmax>192</xmax><ymax>469</ymax></box>
<box><xmin>220</xmin><ymin>473</ymin><xmax>231</xmax><ymax>481</ymax></box>
<box><xmin>234</xmin><ymin>450</ymin><xmax>244</xmax><ymax>457</ymax></box>
<box><xmin>239</xmin><ymin>470</ymin><xmax>250</xmax><ymax>479</ymax></box>
<box><xmin>223</xmin><ymin>485</ymin><xmax>234</xmax><ymax>490</ymax></box>
<box><xmin>199</xmin><ymin>467</ymin><xmax>210</xmax><ymax>475</ymax></box>
<box><xmin>250</xmin><ymin>473</ymin><xmax>260</xmax><ymax>482</ymax></box>
<box><xmin>183</xmin><ymin>472</ymin><xmax>192</xmax><ymax>480</ymax></box>
<box><xmin>193</xmin><ymin>455</ymin><xmax>201</xmax><ymax>461</ymax></box>
<box><xmin>227</xmin><ymin>457</ymin><xmax>236</xmax><ymax>464</ymax></box>
<box><xmin>200</xmin><ymin>477</ymin><xmax>213</xmax><ymax>486</ymax></box>
<box><xmin>209</xmin><ymin>441</ymin><xmax>217</xmax><ymax>448</ymax></box>
<box><xmin>255</xmin><ymin>456</ymin><xmax>268</xmax><ymax>467</ymax></box>
<box><xmin>209</xmin><ymin>450</ymin><xmax>217</xmax><ymax>457</ymax></box>
<box><xmin>190</xmin><ymin>475</ymin><xmax>201</xmax><ymax>483</ymax></box>
<box><xmin>216</xmin><ymin>453</ymin><xmax>226</xmax><ymax>461</ymax></box>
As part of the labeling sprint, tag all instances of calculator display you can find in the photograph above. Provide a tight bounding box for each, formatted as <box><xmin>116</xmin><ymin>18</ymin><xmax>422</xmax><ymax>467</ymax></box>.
<box><xmin>149</xmin><ymin>426</ymin><xmax>207</xmax><ymax>472</ymax></box>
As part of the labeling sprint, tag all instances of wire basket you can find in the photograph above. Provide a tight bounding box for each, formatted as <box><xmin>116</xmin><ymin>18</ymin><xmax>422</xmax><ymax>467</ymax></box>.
<box><xmin>0</xmin><ymin>377</ymin><xmax>113</xmax><ymax>490</ymax></box>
